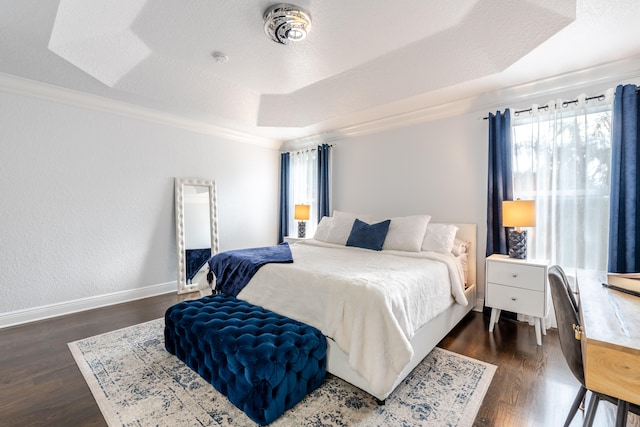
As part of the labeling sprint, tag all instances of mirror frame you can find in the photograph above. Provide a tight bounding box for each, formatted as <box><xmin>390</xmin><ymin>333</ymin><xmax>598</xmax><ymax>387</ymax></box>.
<box><xmin>175</xmin><ymin>177</ymin><xmax>219</xmax><ymax>294</ymax></box>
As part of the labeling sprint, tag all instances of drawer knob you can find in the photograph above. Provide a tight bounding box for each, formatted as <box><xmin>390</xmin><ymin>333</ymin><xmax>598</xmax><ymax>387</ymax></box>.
<box><xmin>512</xmin><ymin>273</ymin><xmax>518</xmax><ymax>278</ymax></box>
<box><xmin>511</xmin><ymin>297</ymin><xmax>517</xmax><ymax>301</ymax></box>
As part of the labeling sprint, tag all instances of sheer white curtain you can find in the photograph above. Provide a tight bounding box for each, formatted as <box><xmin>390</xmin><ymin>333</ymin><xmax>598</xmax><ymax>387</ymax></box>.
<box><xmin>511</xmin><ymin>91</ymin><xmax>614</xmax><ymax>327</ymax></box>
<box><xmin>512</xmin><ymin>91</ymin><xmax>614</xmax><ymax>271</ymax></box>
<box><xmin>288</xmin><ymin>149</ymin><xmax>318</xmax><ymax>237</ymax></box>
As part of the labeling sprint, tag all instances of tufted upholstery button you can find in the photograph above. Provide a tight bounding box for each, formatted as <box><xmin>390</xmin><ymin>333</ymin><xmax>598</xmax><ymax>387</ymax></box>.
<box><xmin>164</xmin><ymin>294</ymin><xmax>327</xmax><ymax>425</ymax></box>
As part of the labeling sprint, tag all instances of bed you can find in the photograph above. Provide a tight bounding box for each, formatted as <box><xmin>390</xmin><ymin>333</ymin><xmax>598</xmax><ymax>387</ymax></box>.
<box><xmin>197</xmin><ymin>217</ymin><xmax>477</xmax><ymax>402</ymax></box>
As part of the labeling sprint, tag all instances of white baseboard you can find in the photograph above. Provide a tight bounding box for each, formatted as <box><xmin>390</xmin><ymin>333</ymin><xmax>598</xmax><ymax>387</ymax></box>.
<box><xmin>473</xmin><ymin>298</ymin><xmax>484</xmax><ymax>312</ymax></box>
<box><xmin>0</xmin><ymin>281</ymin><xmax>177</xmax><ymax>329</ymax></box>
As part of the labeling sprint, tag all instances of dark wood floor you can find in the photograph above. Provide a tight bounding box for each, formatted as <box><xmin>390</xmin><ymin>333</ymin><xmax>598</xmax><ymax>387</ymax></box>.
<box><xmin>0</xmin><ymin>294</ymin><xmax>637</xmax><ymax>427</ymax></box>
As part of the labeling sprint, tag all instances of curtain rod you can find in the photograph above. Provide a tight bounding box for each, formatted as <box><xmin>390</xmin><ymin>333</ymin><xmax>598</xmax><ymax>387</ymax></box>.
<box><xmin>512</xmin><ymin>94</ymin><xmax>606</xmax><ymax>117</ymax></box>
<box><xmin>284</xmin><ymin>144</ymin><xmax>333</xmax><ymax>155</ymax></box>
<box><xmin>482</xmin><ymin>91</ymin><xmax>613</xmax><ymax>120</ymax></box>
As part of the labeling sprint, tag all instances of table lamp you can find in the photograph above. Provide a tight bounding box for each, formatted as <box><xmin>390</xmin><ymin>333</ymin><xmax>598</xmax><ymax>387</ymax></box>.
<box><xmin>294</xmin><ymin>204</ymin><xmax>310</xmax><ymax>238</ymax></box>
<box><xmin>502</xmin><ymin>199</ymin><xmax>536</xmax><ymax>259</ymax></box>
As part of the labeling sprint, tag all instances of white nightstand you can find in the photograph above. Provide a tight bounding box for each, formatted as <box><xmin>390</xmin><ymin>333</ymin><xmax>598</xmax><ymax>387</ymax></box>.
<box><xmin>283</xmin><ymin>236</ymin><xmax>311</xmax><ymax>244</ymax></box>
<box><xmin>485</xmin><ymin>254</ymin><xmax>549</xmax><ymax>345</ymax></box>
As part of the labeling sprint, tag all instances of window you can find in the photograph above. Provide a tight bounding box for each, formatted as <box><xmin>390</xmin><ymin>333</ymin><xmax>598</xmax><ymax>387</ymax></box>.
<box><xmin>511</xmin><ymin>94</ymin><xmax>613</xmax><ymax>271</ymax></box>
<box><xmin>288</xmin><ymin>149</ymin><xmax>318</xmax><ymax>237</ymax></box>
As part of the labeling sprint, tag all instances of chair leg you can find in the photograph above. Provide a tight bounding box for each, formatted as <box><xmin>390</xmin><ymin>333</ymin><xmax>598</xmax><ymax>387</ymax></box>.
<box><xmin>583</xmin><ymin>393</ymin><xmax>600</xmax><ymax>427</ymax></box>
<box><xmin>615</xmin><ymin>399</ymin><xmax>629</xmax><ymax>427</ymax></box>
<box><xmin>564</xmin><ymin>386</ymin><xmax>587</xmax><ymax>427</ymax></box>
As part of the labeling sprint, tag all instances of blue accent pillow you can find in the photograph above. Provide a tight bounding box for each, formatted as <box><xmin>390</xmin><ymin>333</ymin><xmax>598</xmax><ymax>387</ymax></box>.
<box><xmin>346</xmin><ymin>218</ymin><xmax>391</xmax><ymax>251</ymax></box>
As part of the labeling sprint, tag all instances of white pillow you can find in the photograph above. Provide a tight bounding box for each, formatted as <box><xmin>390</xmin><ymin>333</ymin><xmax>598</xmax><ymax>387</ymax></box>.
<box><xmin>451</xmin><ymin>237</ymin><xmax>471</xmax><ymax>256</ymax></box>
<box><xmin>326</xmin><ymin>210</ymin><xmax>373</xmax><ymax>245</ymax></box>
<box><xmin>458</xmin><ymin>253</ymin><xmax>470</xmax><ymax>285</ymax></box>
<box><xmin>313</xmin><ymin>216</ymin><xmax>332</xmax><ymax>242</ymax></box>
<box><xmin>382</xmin><ymin>215</ymin><xmax>431</xmax><ymax>252</ymax></box>
<box><xmin>422</xmin><ymin>223</ymin><xmax>459</xmax><ymax>253</ymax></box>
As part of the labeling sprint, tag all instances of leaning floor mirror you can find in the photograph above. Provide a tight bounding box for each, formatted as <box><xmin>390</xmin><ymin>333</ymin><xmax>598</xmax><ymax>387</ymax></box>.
<box><xmin>175</xmin><ymin>177</ymin><xmax>219</xmax><ymax>294</ymax></box>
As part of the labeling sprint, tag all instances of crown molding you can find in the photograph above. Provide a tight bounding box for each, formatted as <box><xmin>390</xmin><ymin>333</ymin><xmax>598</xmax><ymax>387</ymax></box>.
<box><xmin>0</xmin><ymin>72</ymin><xmax>281</xmax><ymax>149</ymax></box>
<box><xmin>478</xmin><ymin>56</ymin><xmax>640</xmax><ymax>113</ymax></box>
<box><xmin>284</xmin><ymin>56</ymin><xmax>640</xmax><ymax>149</ymax></box>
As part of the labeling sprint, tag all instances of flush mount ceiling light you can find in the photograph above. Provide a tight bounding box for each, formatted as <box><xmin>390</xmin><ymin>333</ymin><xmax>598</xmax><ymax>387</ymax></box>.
<box><xmin>263</xmin><ymin>3</ymin><xmax>311</xmax><ymax>45</ymax></box>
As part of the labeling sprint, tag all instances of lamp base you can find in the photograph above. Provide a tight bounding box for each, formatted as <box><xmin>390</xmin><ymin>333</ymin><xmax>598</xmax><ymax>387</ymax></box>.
<box><xmin>297</xmin><ymin>221</ymin><xmax>306</xmax><ymax>238</ymax></box>
<box><xmin>508</xmin><ymin>229</ymin><xmax>527</xmax><ymax>259</ymax></box>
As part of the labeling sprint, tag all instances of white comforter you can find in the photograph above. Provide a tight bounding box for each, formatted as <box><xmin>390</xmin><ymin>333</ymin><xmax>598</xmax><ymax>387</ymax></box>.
<box><xmin>237</xmin><ymin>240</ymin><xmax>467</xmax><ymax>397</ymax></box>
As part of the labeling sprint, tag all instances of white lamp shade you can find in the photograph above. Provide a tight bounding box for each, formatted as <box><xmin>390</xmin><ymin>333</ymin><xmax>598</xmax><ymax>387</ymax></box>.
<box><xmin>502</xmin><ymin>200</ymin><xmax>536</xmax><ymax>228</ymax></box>
<box><xmin>294</xmin><ymin>204</ymin><xmax>310</xmax><ymax>221</ymax></box>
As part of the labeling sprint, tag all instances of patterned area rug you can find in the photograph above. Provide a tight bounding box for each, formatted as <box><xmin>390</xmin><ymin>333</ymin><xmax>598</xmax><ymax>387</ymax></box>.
<box><xmin>69</xmin><ymin>318</ymin><xmax>495</xmax><ymax>426</ymax></box>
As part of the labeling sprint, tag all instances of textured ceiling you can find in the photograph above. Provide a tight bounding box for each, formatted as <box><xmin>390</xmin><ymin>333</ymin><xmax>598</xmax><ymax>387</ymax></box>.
<box><xmin>2</xmin><ymin>0</ymin><xmax>640</xmax><ymax>142</ymax></box>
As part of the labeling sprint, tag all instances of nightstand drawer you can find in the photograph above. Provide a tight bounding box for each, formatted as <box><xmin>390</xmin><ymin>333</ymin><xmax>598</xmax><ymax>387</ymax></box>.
<box><xmin>486</xmin><ymin>283</ymin><xmax>545</xmax><ymax>317</ymax></box>
<box><xmin>486</xmin><ymin>261</ymin><xmax>545</xmax><ymax>291</ymax></box>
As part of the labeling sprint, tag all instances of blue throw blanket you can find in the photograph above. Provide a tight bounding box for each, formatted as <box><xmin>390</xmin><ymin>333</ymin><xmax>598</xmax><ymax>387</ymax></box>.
<box><xmin>208</xmin><ymin>243</ymin><xmax>293</xmax><ymax>296</ymax></box>
<box><xmin>185</xmin><ymin>248</ymin><xmax>211</xmax><ymax>282</ymax></box>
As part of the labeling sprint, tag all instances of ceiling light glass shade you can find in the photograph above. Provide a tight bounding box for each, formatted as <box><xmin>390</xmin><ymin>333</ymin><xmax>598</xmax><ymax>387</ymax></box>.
<box><xmin>263</xmin><ymin>3</ymin><xmax>311</xmax><ymax>45</ymax></box>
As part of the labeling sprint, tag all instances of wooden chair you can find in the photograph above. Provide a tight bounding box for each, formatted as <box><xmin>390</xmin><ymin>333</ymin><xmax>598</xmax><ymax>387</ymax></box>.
<box><xmin>548</xmin><ymin>265</ymin><xmax>639</xmax><ymax>426</ymax></box>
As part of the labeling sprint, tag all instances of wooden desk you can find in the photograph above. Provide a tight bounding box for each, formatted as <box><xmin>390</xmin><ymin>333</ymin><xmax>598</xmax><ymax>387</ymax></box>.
<box><xmin>578</xmin><ymin>271</ymin><xmax>640</xmax><ymax>405</ymax></box>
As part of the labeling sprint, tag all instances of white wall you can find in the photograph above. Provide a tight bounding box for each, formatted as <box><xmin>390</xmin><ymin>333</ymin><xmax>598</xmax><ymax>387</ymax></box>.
<box><xmin>0</xmin><ymin>89</ymin><xmax>279</xmax><ymax>315</ymax></box>
<box><xmin>331</xmin><ymin>113</ymin><xmax>487</xmax><ymax>220</ymax></box>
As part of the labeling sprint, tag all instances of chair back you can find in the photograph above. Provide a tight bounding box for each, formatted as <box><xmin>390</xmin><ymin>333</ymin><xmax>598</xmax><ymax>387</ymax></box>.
<box><xmin>555</xmin><ymin>264</ymin><xmax>580</xmax><ymax>314</ymax></box>
<box><xmin>548</xmin><ymin>265</ymin><xmax>585</xmax><ymax>386</ymax></box>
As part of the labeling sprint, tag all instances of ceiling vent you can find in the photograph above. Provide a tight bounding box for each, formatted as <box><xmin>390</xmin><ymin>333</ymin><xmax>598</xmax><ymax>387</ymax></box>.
<box><xmin>263</xmin><ymin>3</ymin><xmax>311</xmax><ymax>45</ymax></box>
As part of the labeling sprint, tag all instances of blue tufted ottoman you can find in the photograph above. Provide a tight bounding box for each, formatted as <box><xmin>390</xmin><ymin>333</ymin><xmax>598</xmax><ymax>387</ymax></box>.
<box><xmin>164</xmin><ymin>294</ymin><xmax>327</xmax><ymax>425</ymax></box>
